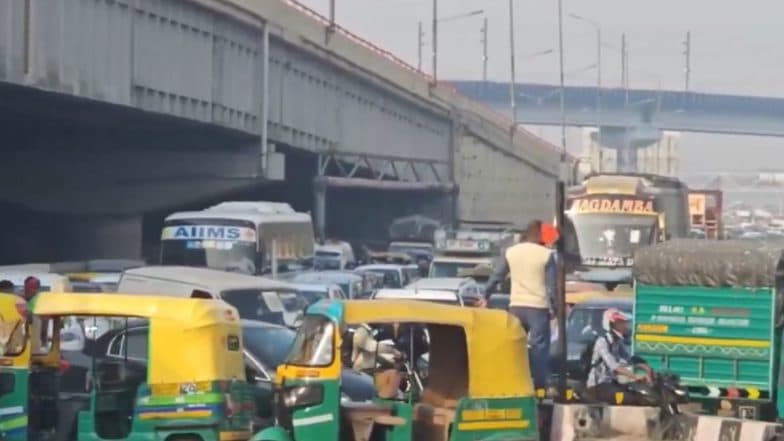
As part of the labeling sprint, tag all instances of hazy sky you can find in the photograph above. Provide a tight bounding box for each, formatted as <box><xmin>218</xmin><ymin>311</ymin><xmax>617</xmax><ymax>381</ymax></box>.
<box><xmin>298</xmin><ymin>0</ymin><xmax>784</xmax><ymax>176</ymax></box>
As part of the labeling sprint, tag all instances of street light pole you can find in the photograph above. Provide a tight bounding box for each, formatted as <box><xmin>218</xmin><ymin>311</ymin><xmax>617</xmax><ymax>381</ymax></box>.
<box><xmin>481</xmin><ymin>17</ymin><xmax>488</xmax><ymax>84</ymax></box>
<box><xmin>432</xmin><ymin>0</ymin><xmax>438</xmax><ymax>82</ymax></box>
<box><xmin>329</xmin><ymin>0</ymin><xmax>335</xmax><ymax>31</ymax></box>
<box><xmin>418</xmin><ymin>21</ymin><xmax>424</xmax><ymax>71</ymax></box>
<box><xmin>555</xmin><ymin>0</ymin><xmax>568</xmax><ymax>405</ymax></box>
<box><xmin>508</xmin><ymin>0</ymin><xmax>517</xmax><ymax>121</ymax></box>
<box><xmin>597</xmin><ymin>26</ymin><xmax>603</xmax><ymax>169</ymax></box>
<box><xmin>557</xmin><ymin>0</ymin><xmax>566</xmax><ymax>157</ymax></box>
<box><xmin>621</xmin><ymin>33</ymin><xmax>628</xmax><ymax>104</ymax></box>
<box><xmin>684</xmin><ymin>30</ymin><xmax>691</xmax><ymax>92</ymax></box>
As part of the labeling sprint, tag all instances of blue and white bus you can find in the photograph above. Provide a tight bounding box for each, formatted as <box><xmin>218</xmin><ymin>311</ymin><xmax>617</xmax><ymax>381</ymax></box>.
<box><xmin>160</xmin><ymin>202</ymin><xmax>315</xmax><ymax>275</ymax></box>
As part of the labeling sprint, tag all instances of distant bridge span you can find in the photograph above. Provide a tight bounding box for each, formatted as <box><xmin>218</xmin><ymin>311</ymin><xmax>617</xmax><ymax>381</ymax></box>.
<box><xmin>451</xmin><ymin>81</ymin><xmax>784</xmax><ymax>137</ymax></box>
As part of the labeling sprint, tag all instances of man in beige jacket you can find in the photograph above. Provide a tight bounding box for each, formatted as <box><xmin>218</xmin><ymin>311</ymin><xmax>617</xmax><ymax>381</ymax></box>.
<box><xmin>480</xmin><ymin>220</ymin><xmax>557</xmax><ymax>390</ymax></box>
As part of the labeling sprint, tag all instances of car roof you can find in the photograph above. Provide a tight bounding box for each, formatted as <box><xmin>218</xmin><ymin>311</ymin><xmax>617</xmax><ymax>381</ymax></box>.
<box><xmin>122</xmin><ymin>266</ymin><xmax>298</xmax><ymax>291</ymax></box>
<box><xmin>290</xmin><ymin>271</ymin><xmax>361</xmax><ymax>283</ymax></box>
<box><xmin>288</xmin><ymin>283</ymin><xmax>334</xmax><ymax>292</ymax></box>
<box><xmin>166</xmin><ymin>209</ymin><xmax>310</xmax><ymax>224</ymax></box>
<box><xmin>572</xmin><ymin>297</ymin><xmax>633</xmax><ymax>309</ymax></box>
<box><xmin>407</xmin><ymin>277</ymin><xmax>472</xmax><ymax>290</ymax></box>
<box><xmin>390</xmin><ymin>241</ymin><xmax>432</xmax><ymax>247</ymax></box>
<box><xmin>373</xmin><ymin>289</ymin><xmax>459</xmax><ymax>301</ymax></box>
<box><xmin>355</xmin><ymin>264</ymin><xmax>403</xmax><ymax>270</ymax></box>
<box><xmin>431</xmin><ymin>256</ymin><xmax>492</xmax><ymax>263</ymax></box>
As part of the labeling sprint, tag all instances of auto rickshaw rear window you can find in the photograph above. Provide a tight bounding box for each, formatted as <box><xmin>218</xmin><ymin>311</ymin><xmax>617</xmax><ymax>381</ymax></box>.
<box><xmin>285</xmin><ymin>315</ymin><xmax>334</xmax><ymax>367</ymax></box>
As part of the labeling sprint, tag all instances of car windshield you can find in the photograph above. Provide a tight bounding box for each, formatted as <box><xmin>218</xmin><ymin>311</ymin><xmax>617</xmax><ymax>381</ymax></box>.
<box><xmin>429</xmin><ymin>261</ymin><xmax>481</xmax><ymax>278</ymax></box>
<box><xmin>296</xmin><ymin>290</ymin><xmax>328</xmax><ymax>306</ymax></box>
<box><xmin>568</xmin><ymin>213</ymin><xmax>657</xmax><ymax>266</ymax></box>
<box><xmin>314</xmin><ymin>251</ymin><xmax>342</xmax><ymax>270</ymax></box>
<box><xmin>220</xmin><ymin>289</ymin><xmax>287</xmax><ymax>325</ymax></box>
<box><xmin>242</xmin><ymin>325</ymin><xmax>296</xmax><ymax>371</ymax></box>
<box><xmin>363</xmin><ymin>269</ymin><xmax>401</xmax><ymax>288</ymax></box>
<box><xmin>278</xmin><ymin>292</ymin><xmax>308</xmax><ymax>312</ymax></box>
<box><xmin>566</xmin><ymin>307</ymin><xmax>633</xmax><ymax>345</ymax></box>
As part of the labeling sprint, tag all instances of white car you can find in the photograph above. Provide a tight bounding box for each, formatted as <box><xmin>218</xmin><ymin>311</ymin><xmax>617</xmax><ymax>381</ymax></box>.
<box><xmin>405</xmin><ymin>277</ymin><xmax>482</xmax><ymax>305</ymax></box>
<box><xmin>371</xmin><ymin>288</ymin><xmax>463</xmax><ymax>306</ymax></box>
<box><xmin>354</xmin><ymin>264</ymin><xmax>409</xmax><ymax>288</ymax></box>
<box><xmin>283</xmin><ymin>283</ymin><xmax>347</xmax><ymax>327</ymax></box>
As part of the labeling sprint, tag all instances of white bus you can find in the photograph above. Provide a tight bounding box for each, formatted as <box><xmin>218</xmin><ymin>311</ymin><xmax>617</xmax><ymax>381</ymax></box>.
<box><xmin>160</xmin><ymin>201</ymin><xmax>314</xmax><ymax>275</ymax></box>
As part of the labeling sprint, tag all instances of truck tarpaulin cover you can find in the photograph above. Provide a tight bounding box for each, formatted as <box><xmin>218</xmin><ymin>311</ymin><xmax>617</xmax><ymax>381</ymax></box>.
<box><xmin>633</xmin><ymin>239</ymin><xmax>784</xmax><ymax>288</ymax></box>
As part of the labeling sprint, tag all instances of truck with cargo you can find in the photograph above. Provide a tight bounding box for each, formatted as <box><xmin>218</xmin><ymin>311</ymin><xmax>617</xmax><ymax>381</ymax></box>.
<box><xmin>688</xmin><ymin>189</ymin><xmax>723</xmax><ymax>239</ymax></box>
<box><xmin>429</xmin><ymin>221</ymin><xmax>519</xmax><ymax>278</ymax></box>
<box><xmin>632</xmin><ymin>239</ymin><xmax>784</xmax><ymax>421</ymax></box>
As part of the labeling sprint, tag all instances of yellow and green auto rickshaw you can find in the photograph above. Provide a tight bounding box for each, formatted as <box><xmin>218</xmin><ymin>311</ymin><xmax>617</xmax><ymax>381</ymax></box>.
<box><xmin>253</xmin><ymin>299</ymin><xmax>538</xmax><ymax>441</ymax></box>
<box><xmin>0</xmin><ymin>292</ymin><xmax>259</xmax><ymax>441</ymax></box>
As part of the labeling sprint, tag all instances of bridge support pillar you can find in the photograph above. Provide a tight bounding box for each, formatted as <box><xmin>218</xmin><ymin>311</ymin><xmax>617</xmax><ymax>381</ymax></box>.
<box><xmin>313</xmin><ymin>179</ymin><xmax>327</xmax><ymax>243</ymax></box>
<box><xmin>591</xmin><ymin>126</ymin><xmax>663</xmax><ymax>173</ymax></box>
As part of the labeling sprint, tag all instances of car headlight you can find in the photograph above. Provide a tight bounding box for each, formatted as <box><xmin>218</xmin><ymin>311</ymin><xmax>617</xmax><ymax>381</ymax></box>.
<box><xmin>281</xmin><ymin>384</ymin><xmax>324</xmax><ymax>409</ymax></box>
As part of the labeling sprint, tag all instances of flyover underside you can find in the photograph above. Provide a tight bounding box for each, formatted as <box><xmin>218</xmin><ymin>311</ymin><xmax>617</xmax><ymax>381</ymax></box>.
<box><xmin>0</xmin><ymin>82</ymin><xmax>456</xmax><ymax>262</ymax></box>
<box><xmin>0</xmin><ymin>0</ymin><xmax>453</xmax><ymax>164</ymax></box>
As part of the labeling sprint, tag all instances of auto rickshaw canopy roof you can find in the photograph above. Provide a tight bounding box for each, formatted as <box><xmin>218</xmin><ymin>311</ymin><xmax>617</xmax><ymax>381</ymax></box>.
<box><xmin>33</xmin><ymin>293</ymin><xmax>245</xmax><ymax>384</ymax></box>
<box><xmin>309</xmin><ymin>299</ymin><xmax>533</xmax><ymax>399</ymax></box>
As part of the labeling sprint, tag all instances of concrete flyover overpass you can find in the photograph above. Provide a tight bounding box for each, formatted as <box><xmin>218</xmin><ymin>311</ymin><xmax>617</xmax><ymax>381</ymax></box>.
<box><xmin>451</xmin><ymin>81</ymin><xmax>784</xmax><ymax>136</ymax></box>
<box><xmin>0</xmin><ymin>0</ymin><xmax>563</xmax><ymax>261</ymax></box>
<box><xmin>451</xmin><ymin>80</ymin><xmax>784</xmax><ymax>170</ymax></box>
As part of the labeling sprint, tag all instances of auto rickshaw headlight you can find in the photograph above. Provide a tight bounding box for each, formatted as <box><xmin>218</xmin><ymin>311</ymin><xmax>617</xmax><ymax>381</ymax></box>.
<box><xmin>282</xmin><ymin>384</ymin><xmax>324</xmax><ymax>408</ymax></box>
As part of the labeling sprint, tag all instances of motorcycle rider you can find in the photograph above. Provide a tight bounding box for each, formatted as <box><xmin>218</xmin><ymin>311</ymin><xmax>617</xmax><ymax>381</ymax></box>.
<box><xmin>585</xmin><ymin>308</ymin><xmax>653</xmax><ymax>403</ymax></box>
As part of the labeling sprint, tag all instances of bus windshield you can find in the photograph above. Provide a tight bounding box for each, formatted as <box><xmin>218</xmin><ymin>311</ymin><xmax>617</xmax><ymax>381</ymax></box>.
<box><xmin>568</xmin><ymin>213</ymin><xmax>657</xmax><ymax>267</ymax></box>
<box><xmin>160</xmin><ymin>221</ymin><xmax>259</xmax><ymax>274</ymax></box>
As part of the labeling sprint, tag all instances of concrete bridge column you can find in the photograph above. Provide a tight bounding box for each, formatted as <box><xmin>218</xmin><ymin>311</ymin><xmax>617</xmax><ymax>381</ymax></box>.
<box><xmin>313</xmin><ymin>179</ymin><xmax>327</xmax><ymax>243</ymax></box>
<box><xmin>593</xmin><ymin>126</ymin><xmax>663</xmax><ymax>173</ymax></box>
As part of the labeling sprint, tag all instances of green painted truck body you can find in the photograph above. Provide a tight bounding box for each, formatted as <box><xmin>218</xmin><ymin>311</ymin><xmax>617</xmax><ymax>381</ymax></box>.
<box><xmin>633</xmin><ymin>283</ymin><xmax>780</xmax><ymax>420</ymax></box>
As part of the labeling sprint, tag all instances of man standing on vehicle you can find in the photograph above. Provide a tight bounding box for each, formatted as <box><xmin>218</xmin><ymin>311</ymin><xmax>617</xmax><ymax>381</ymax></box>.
<box><xmin>23</xmin><ymin>276</ymin><xmax>40</xmax><ymax>301</ymax></box>
<box><xmin>479</xmin><ymin>220</ymin><xmax>558</xmax><ymax>392</ymax></box>
<box><xmin>585</xmin><ymin>308</ymin><xmax>652</xmax><ymax>402</ymax></box>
